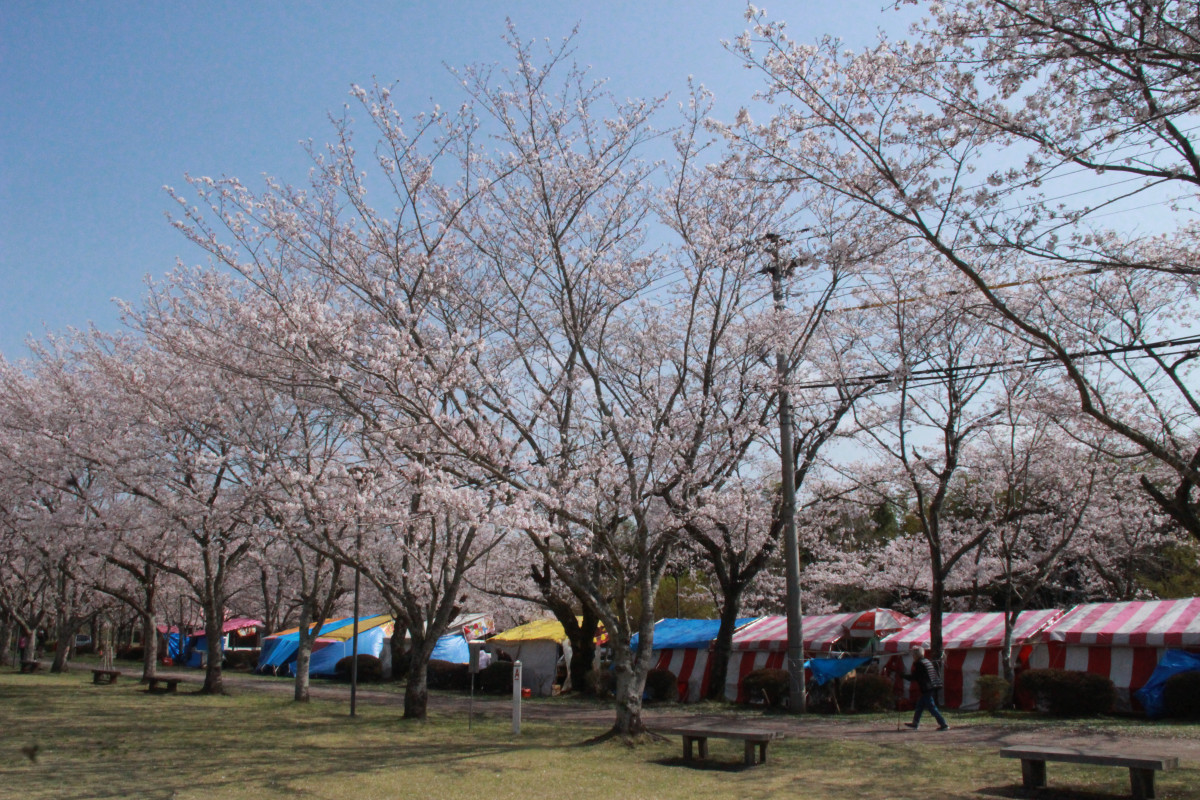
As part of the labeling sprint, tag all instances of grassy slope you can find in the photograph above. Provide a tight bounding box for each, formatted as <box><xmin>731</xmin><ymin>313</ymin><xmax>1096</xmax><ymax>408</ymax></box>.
<box><xmin>1</xmin><ymin>672</ymin><xmax>1197</xmax><ymax>800</ymax></box>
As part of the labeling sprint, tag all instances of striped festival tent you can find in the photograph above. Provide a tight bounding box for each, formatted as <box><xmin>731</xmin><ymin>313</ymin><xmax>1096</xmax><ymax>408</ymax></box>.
<box><xmin>1029</xmin><ymin>597</ymin><xmax>1200</xmax><ymax>711</ymax></box>
<box><xmin>724</xmin><ymin>612</ymin><xmax>870</xmax><ymax>702</ymax></box>
<box><xmin>880</xmin><ymin>609</ymin><xmax>1063</xmax><ymax>710</ymax></box>
<box><xmin>630</xmin><ymin>618</ymin><xmax>750</xmax><ymax>702</ymax></box>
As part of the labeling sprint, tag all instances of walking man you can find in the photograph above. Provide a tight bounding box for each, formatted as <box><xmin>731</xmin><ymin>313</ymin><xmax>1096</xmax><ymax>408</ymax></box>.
<box><xmin>902</xmin><ymin>646</ymin><xmax>949</xmax><ymax>731</ymax></box>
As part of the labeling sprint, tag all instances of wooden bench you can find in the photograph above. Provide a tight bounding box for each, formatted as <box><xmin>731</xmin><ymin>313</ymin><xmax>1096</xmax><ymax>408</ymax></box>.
<box><xmin>655</xmin><ymin>724</ymin><xmax>784</xmax><ymax>767</ymax></box>
<box><xmin>19</xmin><ymin>660</ymin><xmax>41</xmax><ymax>674</ymax></box>
<box><xmin>91</xmin><ymin>668</ymin><xmax>121</xmax><ymax>685</ymax></box>
<box><xmin>1000</xmin><ymin>745</ymin><xmax>1178</xmax><ymax>799</ymax></box>
<box><xmin>146</xmin><ymin>677</ymin><xmax>181</xmax><ymax>693</ymax></box>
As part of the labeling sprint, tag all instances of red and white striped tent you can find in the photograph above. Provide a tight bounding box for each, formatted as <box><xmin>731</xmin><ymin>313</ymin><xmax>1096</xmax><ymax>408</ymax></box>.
<box><xmin>724</xmin><ymin>611</ymin><xmax>908</xmax><ymax>702</ymax></box>
<box><xmin>631</xmin><ymin>618</ymin><xmax>750</xmax><ymax>702</ymax></box>
<box><xmin>1028</xmin><ymin>597</ymin><xmax>1200</xmax><ymax>711</ymax></box>
<box><xmin>846</xmin><ymin>608</ymin><xmax>913</xmax><ymax>639</ymax></box>
<box><xmin>879</xmin><ymin>609</ymin><xmax>1064</xmax><ymax>710</ymax></box>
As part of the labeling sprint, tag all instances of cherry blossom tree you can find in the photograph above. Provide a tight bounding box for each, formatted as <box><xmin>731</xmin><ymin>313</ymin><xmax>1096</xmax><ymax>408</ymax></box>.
<box><xmin>728</xmin><ymin>1</ymin><xmax>1200</xmax><ymax>542</ymax></box>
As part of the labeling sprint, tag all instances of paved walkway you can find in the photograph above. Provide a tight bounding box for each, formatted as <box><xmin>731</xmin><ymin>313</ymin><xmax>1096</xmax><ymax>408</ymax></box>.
<box><xmin>149</xmin><ymin>668</ymin><xmax>1200</xmax><ymax>764</ymax></box>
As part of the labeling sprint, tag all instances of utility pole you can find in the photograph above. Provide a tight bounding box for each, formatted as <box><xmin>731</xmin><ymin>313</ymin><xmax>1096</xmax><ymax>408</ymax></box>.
<box><xmin>762</xmin><ymin>232</ymin><xmax>806</xmax><ymax>714</ymax></box>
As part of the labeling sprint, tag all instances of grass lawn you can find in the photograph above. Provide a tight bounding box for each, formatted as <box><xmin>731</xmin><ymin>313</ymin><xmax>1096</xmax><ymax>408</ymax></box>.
<box><xmin>1</xmin><ymin>671</ymin><xmax>1198</xmax><ymax>800</ymax></box>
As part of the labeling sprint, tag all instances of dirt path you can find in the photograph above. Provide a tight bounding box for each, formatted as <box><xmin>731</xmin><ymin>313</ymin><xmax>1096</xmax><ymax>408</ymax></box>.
<box><xmin>151</xmin><ymin>668</ymin><xmax>1200</xmax><ymax>764</ymax></box>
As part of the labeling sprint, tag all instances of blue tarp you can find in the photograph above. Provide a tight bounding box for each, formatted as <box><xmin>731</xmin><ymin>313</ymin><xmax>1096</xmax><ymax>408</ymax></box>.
<box><xmin>255</xmin><ymin>618</ymin><xmax>355</xmax><ymax>674</ymax></box>
<box><xmin>308</xmin><ymin>626</ymin><xmax>387</xmax><ymax>676</ymax></box>
<box><xmin>1134</xmin><ymin>649</ymin><xmax>1200</xmax><ymax>718</ymax></box>
<box><xmin>163</xmin><ymin>632</ymin><xmax>187</xmax><ymax>661</ymax></box>
<box><xmin>630</xmin><ymin>618</ymin><xmax>753</xmax><ymax>650</ymax></box>
<box><xmin>431</xmin><ymin>633</ymin><xmax>471</xmax><ymax>664</ymax></box>
<box><xmin>804</xmin><ymin>656</ymin><xmax>872</xmax><ymax>686</ymax></box>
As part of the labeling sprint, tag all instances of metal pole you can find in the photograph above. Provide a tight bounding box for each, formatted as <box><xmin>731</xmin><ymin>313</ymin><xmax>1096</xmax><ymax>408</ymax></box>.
<box><xmin>765</xmin><ymin>235</ymin><xmax>806</xmax><ymax>714</ymax></box>
<box><xmin>350</xmin><ymin>563</ymin><xmax>360</xmax><ymax>717</ymax></box>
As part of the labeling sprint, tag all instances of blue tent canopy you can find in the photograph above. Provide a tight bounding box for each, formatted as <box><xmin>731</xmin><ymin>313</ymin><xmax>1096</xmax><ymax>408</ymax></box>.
<box><xmin>630</xmin><ymin>618</ymin><xmax>752</xmax><ymax>650</ymax></box>
<box><xmin>431</xmin><ymin>633</ymin><xmax>471</xmax><ymax>664</ymax></box>
<box><xmin>308</xmin><ymin>626</ymin><xmax>387</xmax><ymax>676</ymax></box>
<box><xmin>255</xmin><ymin>617</ymin><xmax>356</xmax><ymax>675</ymax></box>
<box><xmin>1134</xmin><ymin>649</ymin><xmax>1200</xmax><ymax>718</ymax></box>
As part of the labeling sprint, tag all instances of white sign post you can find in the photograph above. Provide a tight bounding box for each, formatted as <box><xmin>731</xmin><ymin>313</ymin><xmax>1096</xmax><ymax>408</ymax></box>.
<box><xmin>512</xmin><ymin>660</ymin><xmax>523</xmax><ymax>735</ymax></box>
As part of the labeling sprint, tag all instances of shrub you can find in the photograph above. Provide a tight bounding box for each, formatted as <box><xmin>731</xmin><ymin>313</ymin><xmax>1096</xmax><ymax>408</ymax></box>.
<box><xmin>479</xmin><ymin>660</ymin><xmax>515</xmax><ymax>694</ymax></box>
<box><xmin>222</xmin><ymin>650</ymin><xmax>260</xmax><ymax>671</ymax></box>
<box><xmin>427</xmin><ymin>659</ymin><xmax>471</xmax><ymax>691</ymax></box>
<box><xmin>1017</xmin><ymin>668</ymin><xmax>1114</xmax><ymax>716</ymax></box>
<box><xmin>742</xmin><ymin>668</ymin><xmax>789</xmax><ymax>708</ymax></box>
<box><xmin>839</xmin><ymin>673</ymin><xmax>896</xmax><ymax>712</ymax></box>
<box><xmin>1162</xmin><ymin>671</ymin><xmax>1200</xmax><ymax>720</ymax></box>
<box><xmin>975</xmin><ymin>674</ymin><xmax>1012</xmax><ymax>712</ymax></box>
<box><xmin>643</xmin><ymin>668</ymin><xmax>678</xmax><ymax>703</ymax></box>
<box><xmin>584</xmin><ymin>668</ymin><xmax>615</xmax><ymax>698</ymax></box>
<box><xmin>116</xmin><ymin>646</ymin><xmax>144</xmax><ymax>662</ymax></box>
<box><xmin>334</xmin><ymin>654</ymin><xmax>383</xmax><ymax>682</ymax></box>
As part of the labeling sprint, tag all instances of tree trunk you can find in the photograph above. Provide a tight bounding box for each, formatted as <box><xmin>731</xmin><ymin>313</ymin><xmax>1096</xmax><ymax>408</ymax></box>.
<box><xmin>609</xmin><ymin>643</ymin><xmax>651</xmax><ymax>736</ymax></box>
<box><xmin>200</xmin><ymin>605</ymin><xmax>225</xmax><ymax>694</ymax></box>
<box><xmin>293</xmin><ymin>604</ymin><xmax>314</xmax><ymax>702</ymax></box>
<box><xmin>929</xmin><ymin>551</ymin><xmax>946</xmax><ymax>660</ymax></box>
<box><xmin>141</xmin><ymin>612</ymin><xmax>158</xmax><ymax>681</ymax></box>
<box><xmin>707</xmin><ymin>583</ymin><xmax>743</xmax><ymax>700</ymax></box>
<box><xmin>390</xmin><ymin>631</ymin><xmax>408</xmax><ymax>682</ymax></box>
<box><xmin>21</xmin><ymin>628</ymin><xmax>38</xmax><ymax>663</ymax></box>
<box><xmin>1001</xmin><ymin>605</ymin><xmax>1021</xmax><ymax>689</ymax></box>
<box><xmin>403</xmin><ymin>646</ymin><xmax>430</xmax><ymax>719</ymax></box>
<box><xmin>0</xmin><ymin>620</ymin><xmax>12</xmax><ymax>666</ymax></box>
<box><xmin>567</xmin><ymin>610</ymin><xmax>600</xmax><ymax>694</ymax></box>
<box><xmin>51</xmin><ymin>635</ymin><xmax>70</xmax><ymax>673</ymax></box>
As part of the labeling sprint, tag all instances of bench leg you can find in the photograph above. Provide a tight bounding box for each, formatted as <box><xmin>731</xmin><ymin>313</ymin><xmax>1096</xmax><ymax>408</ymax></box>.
<box><xmin>1130</xmin><ymin>768</ymin><xmax>1156</xmax><ymax>800</ymax></box>
<box><xmin>1021</xmin><ymin>759</ymin><xmax>1047</xmax><ymax>791</ymax></box>
<box><xmin>697</xmin><ymin>737</ymin><xmax>708</xmax><ymax>760</ymax></box>
<box><xmin>759</xmin><ymin>741</ymin><xmax>768</xmax><ymax>764</ymax></box>
<box><xmin>744</xmin><ymin>740</ymin><xmax>756</xmax><ymax>766</ymax></box>
<box><xmin>682</xmin><ymin>736</ymin><xmax>694</xmax><ymax>761</ymax></box>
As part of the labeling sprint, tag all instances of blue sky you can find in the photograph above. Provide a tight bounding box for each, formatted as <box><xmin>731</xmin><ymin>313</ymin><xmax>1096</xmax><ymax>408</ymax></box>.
<box><xmin>0</xmin><ymin>1</ymin><xmax>907</xmax><ymax>359</ymax></box>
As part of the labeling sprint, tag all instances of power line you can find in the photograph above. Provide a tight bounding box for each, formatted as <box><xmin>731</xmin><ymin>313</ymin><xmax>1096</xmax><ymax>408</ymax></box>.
<box><xmin>788</xmin><ymin>334</ymin><xmax>1200</xmax><ymax>393</ymax></box>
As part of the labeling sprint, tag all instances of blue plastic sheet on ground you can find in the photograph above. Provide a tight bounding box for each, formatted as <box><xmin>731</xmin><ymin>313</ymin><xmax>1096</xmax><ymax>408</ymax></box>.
<box><xmin>1134</xmin><ymin>649</ymin><xmax>1200</xmax><ymax>718</ymax></box>
<box><xmin>803</xmin><ymin>656</ymin><xmax>872</xmax><ymax>686</ymax></box>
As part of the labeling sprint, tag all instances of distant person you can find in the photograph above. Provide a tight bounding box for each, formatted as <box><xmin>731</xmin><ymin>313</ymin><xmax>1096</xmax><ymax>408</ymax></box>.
<box><xmin>901</xmin><ymin>646</ymin><xmax>949</xmax><ymax>731</ymax></box>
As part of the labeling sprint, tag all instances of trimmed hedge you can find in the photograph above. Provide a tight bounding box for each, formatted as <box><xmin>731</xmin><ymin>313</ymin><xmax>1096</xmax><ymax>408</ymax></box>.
<box><xmin>1016</xmin><ymin>668</ymin><xmax>1114</xmax><ymax>716</ymax></box>
<box><xmin>334</xmin><ymin>654</ymin><xmax>383</xmax><ymax>682</ymax></box>
<box><xmin>479</xmin><ymin>660</ymin><xmax>515</xmax><ymax>694</ymax></box>
<box><xmin>742</xmin><ymin>668</ymin><xmax>789</xmax><ymax>708</ymax></box>
<box><xmin>427</xmin><ymin>659</ymin><xmax>471</xmax><ymax>691</ymax></box>
<box><xmin>116</xmin><ymin>646</ymin><xmax>145</xmax><ymax>662</ymax></box>
<box><xmin>223</xmin><ymin>650</ymin><xmax>260</xmax><ymax>671</ymax></box>
<box><xmin>643</xmin><ymin>668</ymin><xmax>678</xmax><ymax>703</ymax></box>
<box><xmin>1162</xmin><ymin>671</ymin><xmax>1200</xmax><ymax>719</ymax></box>
<box><xmin>839</xmin><ymin>673</ymin><xmax>896</xmax><ymax>712</ymax></box>
<box><xmin>975</xmin><ymin>674</ymin><xmax>1012</xmax><ymax>712</ymax></box>
<box><xmin>584</xmin><ymin>668</ymin><xmax>615</xmax><ymax>698</ymax></box>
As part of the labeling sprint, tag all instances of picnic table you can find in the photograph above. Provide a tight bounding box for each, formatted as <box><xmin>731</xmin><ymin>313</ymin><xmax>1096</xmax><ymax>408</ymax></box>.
<box><xmin>146</xmin><ymin>677</ymin><xmax>182</xmax><ymax>693</ymax></box>
<box><xmin>654</xmin><ymin>722</ymin><xmax>784</xmax><ymax>766</ymax></box>
<box><xmin>1000</xmin><ymin>745</ymin><xmax>1178</xmax><ymax>799</ymax></box>
<box><xmin>91</xmin><ymin>668</ymin><xmax>121</xmax><ymax>685</ymax></box>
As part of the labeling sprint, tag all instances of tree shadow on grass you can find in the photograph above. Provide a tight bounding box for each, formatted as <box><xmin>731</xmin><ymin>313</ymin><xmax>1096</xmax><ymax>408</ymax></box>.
<box><xmin>650</xmin><ymin>756</ymin><xmax>761</xmax><ymax>773</ymax></box>
<box><xmin>975</xmin><ymin>785</ymin><xmax>1141</xmax><ymax>800</ymax></box>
